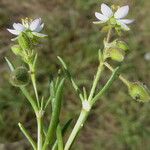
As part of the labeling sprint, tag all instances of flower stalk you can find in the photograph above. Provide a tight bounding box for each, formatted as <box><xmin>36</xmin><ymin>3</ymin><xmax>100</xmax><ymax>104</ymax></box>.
<box><xmin>104</xmin><ymin>62</ymin><xmax>130</xmax><ymax>87</ymax></box>
<box><xmin>64</xmin><ymin>27</ymin><xmax>113</xmax><ymax>150</ymax></box>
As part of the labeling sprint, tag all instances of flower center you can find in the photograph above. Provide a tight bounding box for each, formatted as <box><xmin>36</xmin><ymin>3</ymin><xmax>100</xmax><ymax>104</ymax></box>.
<box><xmin>110</xmin><ymin>17</ymin><xmax>117</xmax><ymax>25</ymax></box>
<box><xmin>21</xmin><ymin>18</ymin><xmax>33</xmax><ymax>28</ymax></box>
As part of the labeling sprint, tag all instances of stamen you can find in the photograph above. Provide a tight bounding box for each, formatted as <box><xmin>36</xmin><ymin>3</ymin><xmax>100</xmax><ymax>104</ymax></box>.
<box><xmin>21</xmin><ymin>17</ymin><xmax>33</xmax><ymax>28</ymax></box>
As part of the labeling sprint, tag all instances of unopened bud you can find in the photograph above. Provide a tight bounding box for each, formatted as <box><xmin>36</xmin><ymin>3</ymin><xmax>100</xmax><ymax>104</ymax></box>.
<box><xmin>10</xmin><ymin>67</ymin><xmax>30</xmax><ymax>87</ymax></box>
<box><xmin>128</xmin><ymin>82</ymin><xmax>150</xmax><ymax>102</ymax></box>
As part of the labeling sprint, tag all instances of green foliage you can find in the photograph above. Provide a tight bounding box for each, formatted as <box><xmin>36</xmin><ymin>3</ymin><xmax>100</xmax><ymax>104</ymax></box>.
<box><xmin>0</xmin><ymin>0</ymin><xmax>150</xmax><ymax>150</ymax></box>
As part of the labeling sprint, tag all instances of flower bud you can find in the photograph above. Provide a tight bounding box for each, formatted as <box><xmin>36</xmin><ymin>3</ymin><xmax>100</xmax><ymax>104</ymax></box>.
<box><xmin>11</xmin><ymin>45</ymin><xmax>22</xmax><ymax>56</ymax></box>
<box><xmin>117</xmin><ymin>41</ymin><xmax>129</xmax><ymax>51</ymax></box>
<box><xmin>18</xmin><ymin>32</ymin><xmax>31</xmax><ymax>50</ymax></box>
<box><xmin>10</xmin><ymin>67</ymin><xmax>30</xmax><ymax>87</ymax></box>
<box><xmin>109</xmin><ymin>48</ymin><xmax>125</xmax><ymax>62</ymax></box>
<box><xmin>128</xmin><ymin>82</ymin><xmax>150</xmax><ymax>102</ymax></box>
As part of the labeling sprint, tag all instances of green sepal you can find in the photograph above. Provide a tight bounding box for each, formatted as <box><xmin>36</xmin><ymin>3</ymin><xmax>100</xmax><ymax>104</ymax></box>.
<box><xmin>11</xmin><ymin>45</ymin><xmax>23</xmax><ymax>56</ymax></box>
<box><xmin>101</xmin><ymin>26</ymin><xmax>110</xmax><ymax>33</ymax></box>
<box><xmin>18</xmin><ymin>32</ymin><xmax>31</xmax><ymax>50</ymax></box>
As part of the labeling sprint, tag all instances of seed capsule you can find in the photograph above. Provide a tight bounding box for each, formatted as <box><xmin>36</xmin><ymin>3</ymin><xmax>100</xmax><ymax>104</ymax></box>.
<box><xmin>117</xmin><ymin>41</ymin><xmax>129</xmax><ymax>51</ymax></box>
<box><xmin>128</xmin><ymin>82</ymin><xmax>150</xmax><ymax>102</ymax></box>
<box><xmin>10</xmin><ymin>67</ymin><xmax>30</xmax><ymax>87</ymax></box>
<box><xmin>109</xmin><ymin>48</ymin><xmax>125</xmax><ymax>62</ymax></box>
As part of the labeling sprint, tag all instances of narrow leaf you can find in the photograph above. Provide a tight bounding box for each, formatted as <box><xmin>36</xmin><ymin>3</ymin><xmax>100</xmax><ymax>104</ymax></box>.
<box><xmin>52</xmin><ymin>119</ymin><xmax>73</xmax><ymax>150</ymax></box>
<box><xmin>92</xmin><ymin>66</ymin><xmax>121</xmax><ymax>104</ymax></box>
<box><xmin>18</xmin><ymin>123</ymin><xmax>36</xmax><ymax>150</ymax></box>
<box><xmin>56</xmin><ymin>124</ymin><xmax>63</xmax><ymax>150</ymax></box>
<box><xmin>5</xmin><ymin>57</ymin><xmax>15</xmax><ymax>71</ymax></box>
<box><xmin>57</xmin><ymin>56</ymin><xmax>84</xmax><ymax>101</ymax></box>
<box><xmin>42</xmin><ymin>78</ymin><xmax>65</xmax><ymax>150</ymax></box>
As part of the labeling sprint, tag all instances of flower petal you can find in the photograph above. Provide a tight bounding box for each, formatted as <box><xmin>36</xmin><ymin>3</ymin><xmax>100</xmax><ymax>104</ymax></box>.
<box><xmin>32</xmin><ymin>32</ymin><xmax>47</xmax><ymax>37</ymax></box>
<box><xmin>119</xmin><ymin>19</ymin><xmax>134</xmax><ymax>24</ymax></box>
<box><xmin>117</xmin><ymin>20</ymin><xmax>130</xmax><ymax>31</ymax></box>
<box><xmin>101</xmin><ymin>3</ymin><xmax>113</xmax><ymax>17</ymax></box>
<box><xmin>95</xmin><ymin>12</ymin><xmax>109</xmax><ymax>22</ymax></box>
<box><xmin>7</xmin><ymin>29</ymin><xmax>21</xmax><ymax>35</ymax></box>
<box><xmin>13</xmin><ymin>23</ymin><xmax>25</xmax><ymax>31</ymax></box>
<box><xmin>30</xmin><ymin>18</ymin><xmax>42</xmax><ymax>31</ymax></box>
<box><xmin>114</xmin><ymin>5</ymin><xmax>129</xmax><ymax>19</ymax></box>
<box><xmin>34</xmin><ymin>23</ymin><xmax>44</xmax><ymax>32</ymax></box>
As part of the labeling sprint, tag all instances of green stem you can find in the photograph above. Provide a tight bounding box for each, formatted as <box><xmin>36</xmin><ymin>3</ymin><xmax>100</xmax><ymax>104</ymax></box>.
<box><xmin>18</xmin><ymin>123</ymin><xmax>37</xmax><ymax>150</ymax></box>
<box><xmin>88</xmin><ymin>27</ymin><xmax>112</xmax><ymax>102</ymax></box>
<box><xmin>104</xmin><ymin>62</ymin><xmax>130</xmax><ymax>87</ymax></box>
<box><xmin>29</xmin><ymin>64</ymin><xmax>40</xmax><ymax>108</ymax></box>
<box><xmin>37</xmin><ymin>113</ymin><xmax>43</xmax><ymax>150</ymax></box>
<box><xmin>29</xmin><ymin>63</ymin><xmax>43</xmax><ymax>150</ymax></box>
<box><xmin>64</xmin><ymin>110</ymin><xmax>89</xmax><ymax>150</ymax></box>
<box><xmin>88</xmin><ymin>63</ymin><xmax>104</xmax><ymax>101</ymax></box>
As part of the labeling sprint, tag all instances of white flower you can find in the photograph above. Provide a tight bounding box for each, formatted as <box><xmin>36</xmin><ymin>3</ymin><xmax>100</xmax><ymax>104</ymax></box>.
<box><xmin>94</xmin><ymin>3</ymin><xmax>134</xmax><ymax>31</ymax></box>
<box><xmin>7</xmin><ymin>18</ymin><xmax>47</xmax><ymax>37</ymax></box>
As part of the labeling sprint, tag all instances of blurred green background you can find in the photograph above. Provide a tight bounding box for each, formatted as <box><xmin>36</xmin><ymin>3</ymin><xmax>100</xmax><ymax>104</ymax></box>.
<box><xmin>0</xmin><ymin>0</ymin><xmax>150</xmax><ymax>149</ymax></box>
